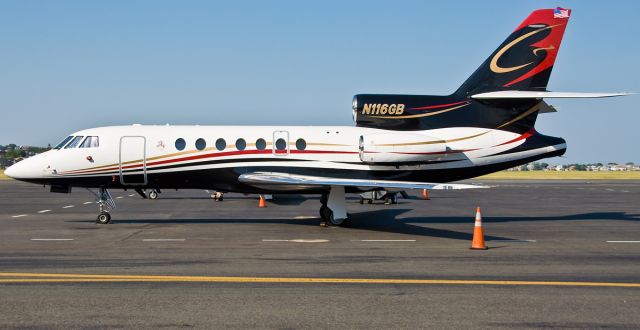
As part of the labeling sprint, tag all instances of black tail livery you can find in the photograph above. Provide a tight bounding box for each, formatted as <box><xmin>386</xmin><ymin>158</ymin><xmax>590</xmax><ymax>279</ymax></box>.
<box><xmin>353</xmin><ymin>8</ymin><xmax>572</xmax><ymax>132</ymax></box>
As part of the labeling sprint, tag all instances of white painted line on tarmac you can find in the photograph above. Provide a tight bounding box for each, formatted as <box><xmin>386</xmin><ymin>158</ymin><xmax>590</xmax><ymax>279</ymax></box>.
<box><xmin>607</xmin><ymin>241</ymin><xmax>640</xmax><ymax>243</ymax></box>
<box><xmin>490</xmin><ymin>239</ymin><xmax>537</xmax><ymax>243</ymax></box>
<box><xmin>142</xmin><ymin>239</ymin><xmax>186</xmax><ymax>242</ymax></box>
<box><xmin>129</xmin><ymin>194</ymin><xmax>135</xmax><ymax>197</ymax></box>
<box><xmin>294</xmin><ymin>216</ymin><xmax>317</xmax><ymax>219</ymax></box>
<box><xmin>83</xmin><ymin>201</ymin><xmax>93</xmax><ymax>205</ymax></box>
<box><xmin>11</xmin><ymin>214</ymin><xmax>27</xmax><ymax>218</ymax></box>
<box><xmin>355</xmin><ymin>239</ymin><xmax>416</xmax><ymax>242</ymax></box>
<box><xmin>62</xmin><ymin>205</ymin><xmax>74</xmax><ymax>209</ymax></box>
<box><xmin>31</xmin><ymin>238</ymin><xmax>74</xmax><ymax>241</ymax></box>
<box><xmin>116</xmin><ymin>196</ymin><xmax>124</xmax><ymax>199</ymax></box>
<box><xmin>37</xmin><ymin>210</ymin><xmax>51</xmax><ymax>214</ymax></box>
<box><xmin>261</xmin><ymin>239</ymin><xmax>329</xmax><ymax>243</ymax></box>
<box><xmin>290</xmin><ymin>239</ymin><xmax>329</xmax><ymax>243</ymax></box>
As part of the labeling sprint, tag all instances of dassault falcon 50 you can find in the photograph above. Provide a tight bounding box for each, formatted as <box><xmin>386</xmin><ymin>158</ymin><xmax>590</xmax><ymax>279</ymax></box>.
<box><xmin>5</xmin><ymin>8</ymin><xmax>628</xmax><ymax>225</ymax></box>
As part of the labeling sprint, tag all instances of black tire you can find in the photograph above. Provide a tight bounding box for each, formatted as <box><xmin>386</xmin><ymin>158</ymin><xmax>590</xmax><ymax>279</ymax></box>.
<box><xmin>96</xmin><ymin>212</ymin><xmax>111</xmax><ymax>224</ymax></box>
<box><xmin>319</xmin><ymin>205</ymin><xmax>329</xmax><ymax>221</ymax></box>
<box><xmin>149</xmin><ymin>190</ymin><xmax>158</xmax><ymax>200</ymax></box>
<box><xmin>320</xmin><ymin>205</ymin><xmax>348</xmax><ymax>226</ymax></box>
<box><xmin>320</xmin><ymin>194</ymin><xmax>328</xmax><ymax>206</ymax></box>
<box><xmin>359</xmin><ymin>198</ymin><xmax>364</xmax><ymax>204</ymax></box>
<box><xmin>327</xmin><ymin>213</ymin><xmax>345</xmax><ymax>226</ymax></box>
<box><xmin>367</xmin><ymin>199</ymin><xmax>373</xmax><ymax>204</ymax></box>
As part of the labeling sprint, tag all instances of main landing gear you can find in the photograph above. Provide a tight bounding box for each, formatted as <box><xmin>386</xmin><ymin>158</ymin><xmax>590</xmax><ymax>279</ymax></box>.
<box><xmin>134</xmin><ymin>188</ymin><xmax>161</xmax><ymax>200</ymax></box>
<box><xmin>88</xmin><ymin>188</ymin><xmax>116</xmax><ymax>224</ymax></box>
<box><xmin>319</xmin><ymin>186</ymin><xmax>348</xmax><ymax>226</ymax></box>
<box><xmin>148</xmin><ymin>189</ymin><xmax>161</xmax><ymax>200</ymax></box>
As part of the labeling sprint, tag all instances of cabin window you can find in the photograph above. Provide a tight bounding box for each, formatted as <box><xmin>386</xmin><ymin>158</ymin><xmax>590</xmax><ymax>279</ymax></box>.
<box><xmin>235</xmin><ymin>138</ymin><xmax>246</xmax><ymax>151</ymax></box>
<box><xmin>256</xmin><ymin>138</ymin><xmax>266</xmax><ymax>150</ymax></box>
<box><xmin>215</xmin><ymin>138</ymin><xmax>226</xmax><ymax>151</ymax></box>
<box><xmin>175</xmin><ymin>138</ymin><xmax>186</xmax><ymax>151</ymax></box>
<box><xmin>275</xmin><ymin>138</ymin><xmax>287</xmax><ymax>150</ymax></box>
<box><xmin>195</xmin><ymin>138</ymin><xmax>206</xmax><ymax>151</ymax></box>
<box><xmin>64</xmin><ymin>136</ymin><xmax>84</xmax><ymax>149</ymax></box>
<box><xmin>54</xmin><ymin>136</ymin><xmax>74</xmax><ymax>149</ymax></box>
<box><xmin>295</xmin><ymin>138</ymin><xmax>306</xmax><ymax>151</ymax></box>
<box><xmin>79</xmin><ymin>136</ymin><xmax>99</xmax><ymax>148</ymax></box>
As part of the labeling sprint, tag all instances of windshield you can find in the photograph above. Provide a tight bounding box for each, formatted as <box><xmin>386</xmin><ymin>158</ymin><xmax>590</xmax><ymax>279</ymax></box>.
<box><xmin>64</xmin><ymin>136</ymin><xmax>84</xmax><ymax>149</ymax></box>
<box><xmin>54</xmin><ymin>136</ymin><xmax>74</xmax><ymax>149</ymax></box>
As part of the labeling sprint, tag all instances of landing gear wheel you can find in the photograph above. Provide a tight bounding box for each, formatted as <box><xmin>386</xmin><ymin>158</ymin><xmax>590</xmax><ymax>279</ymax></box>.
<box><xmin>320</xmin><ymin>193</ymin><xmax>328</xmax><ymax>205</ymax></box>
<box><xmin>319</xmin><ymin>205</ymin><xmax>330</xmax><ymax>221</ymax></box>
<box><xmin>96</xmin><ymin>212</ymin><xmax>111</xmax><ymax>224</ymax></box>
<box><xmin>148</xmin><ymin>190</ymin><xmax>159</xmax><ymax>200</ymax></box>
<box><xmin>320</xmin><ymin>205</ymin><xmax>346</xmax><ymax>226</ymax></box>
<box><xmin>328</xmin><ymin>215</ymin><xmax>345</xmax><ymax>226</ymax></box>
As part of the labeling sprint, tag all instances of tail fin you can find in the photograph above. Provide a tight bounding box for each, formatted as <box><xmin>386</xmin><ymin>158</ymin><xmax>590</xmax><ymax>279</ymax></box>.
<box><xmin>456</xmin><ymin>8</ymin><xmax>571</xmax><ymax>95</ymax></box>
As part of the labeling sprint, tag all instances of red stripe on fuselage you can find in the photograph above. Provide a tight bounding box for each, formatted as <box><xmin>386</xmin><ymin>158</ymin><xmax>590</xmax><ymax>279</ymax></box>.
<box><xmin>62</xmin><ymin>149</ymin><xmax>359</xmax><ymax>175</ymax></box>
<box><xmin>410</xmin><ymin>101</ymin><xmax>468</xmax><ymax>111</ymax></box>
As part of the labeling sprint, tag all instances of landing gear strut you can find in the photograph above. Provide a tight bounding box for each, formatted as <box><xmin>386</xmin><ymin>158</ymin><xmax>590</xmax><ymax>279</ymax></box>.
<box><xmin>319</xmin><ymin>186</ymin><xmax>348</xmax><ymax>226</ymax></box>
<box><xmin>89</xmin><ymin>188</ymin><xmax>116</xmax><ymax>224</ymax></box>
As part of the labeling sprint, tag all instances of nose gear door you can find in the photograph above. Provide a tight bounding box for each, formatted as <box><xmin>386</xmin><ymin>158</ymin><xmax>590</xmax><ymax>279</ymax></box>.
<box><xmin>119</xmin><ymin>136</ymin><xmax>147</xmax><ymax>185</ymax></box>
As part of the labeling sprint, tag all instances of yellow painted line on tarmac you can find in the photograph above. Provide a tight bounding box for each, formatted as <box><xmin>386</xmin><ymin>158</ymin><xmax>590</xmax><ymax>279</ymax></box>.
<box><xmin>0</xmin><ymin>273</ymin><xmax>639</xmax><ymax>287</ymax></box>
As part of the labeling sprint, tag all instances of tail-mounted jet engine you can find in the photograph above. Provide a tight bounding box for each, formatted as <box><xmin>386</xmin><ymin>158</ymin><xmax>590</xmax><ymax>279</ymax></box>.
<box><xmin>358</xmin><ymin>133</ymin><xmax>447</xmax><ymax>164</ymax></box>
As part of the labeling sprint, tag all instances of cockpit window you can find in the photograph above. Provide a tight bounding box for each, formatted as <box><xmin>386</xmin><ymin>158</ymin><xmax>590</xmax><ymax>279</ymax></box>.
<box><xmin>54</xmin><ymin>136</ymin><xmax>74</xmax><ymax>149</ymax></box>
<box><xmin>64</xmin><ymin>136</ymin><xmax>84</xmax><ymax>149</ymax></box>
<box><xmin>79</xmin><ymin>136</ymin><xmax>99</xmax><ymax>148</ymax></box>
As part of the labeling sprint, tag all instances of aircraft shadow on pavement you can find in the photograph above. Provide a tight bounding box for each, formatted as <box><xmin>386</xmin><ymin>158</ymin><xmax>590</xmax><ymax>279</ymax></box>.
<box><xmin>346</xmin><ymin>209</ymin><xmax>511</xmax><ymax>241</ymax></box>
<box><xmin>66</xmin><ymin>209</ymin><xmax>514</xmax><ymax>241</ymax></box>
<box><xmin>399</xmin><ymin>212</ymin><xmax>640</xmax><ymax>224</ymax></box>
<box><xmin>65</xmin><ymin>210</ymin><xmax>638</xmax><ymax>240</ymax></box>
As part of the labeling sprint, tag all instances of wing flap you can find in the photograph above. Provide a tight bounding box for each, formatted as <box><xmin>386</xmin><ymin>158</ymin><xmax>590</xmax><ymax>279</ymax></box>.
<box><xmin>239</xmin><ymin>172</ymin><xmax>489</xmax><ymax>190</ymax></box>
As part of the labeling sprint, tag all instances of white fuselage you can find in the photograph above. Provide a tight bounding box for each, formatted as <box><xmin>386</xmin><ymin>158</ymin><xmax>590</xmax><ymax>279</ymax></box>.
<box><xmin>6</xmin><ymin>124</ymin><xmax>565</xmax><ymax>190</ymax></box>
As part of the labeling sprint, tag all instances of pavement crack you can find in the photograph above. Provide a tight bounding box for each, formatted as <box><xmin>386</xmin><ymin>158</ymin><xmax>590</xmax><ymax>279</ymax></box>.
<box><xmin>120</xmin><ymin>224</ymin><xmax>154</xmax><ymax>241</ymax></box>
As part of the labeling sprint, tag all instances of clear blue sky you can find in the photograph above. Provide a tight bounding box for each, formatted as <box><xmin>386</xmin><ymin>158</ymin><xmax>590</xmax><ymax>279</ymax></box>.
<box><xmin>1</xmin><ymin>1</ymin><xmax>638</xmax><ymax>164</ymax></box>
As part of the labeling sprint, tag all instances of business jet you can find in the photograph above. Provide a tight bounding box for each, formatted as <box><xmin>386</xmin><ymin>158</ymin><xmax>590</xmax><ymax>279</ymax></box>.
<box><xmin>5</xmin><ymin>8</ymin><xmax>628</xmax><ymax>225</ymax></box>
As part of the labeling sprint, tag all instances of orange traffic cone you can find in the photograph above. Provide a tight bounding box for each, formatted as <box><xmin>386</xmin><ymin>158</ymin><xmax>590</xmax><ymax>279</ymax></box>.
<box><xmin>422</xmin><ymin>189</ymin><xmax>429</xmax><ymax>200</ymax></box>
<box><xmin>258</xmin><ymin>195</ymin><xmax>266</xmax><ymax>208</ymax></box>
<box><xmin>470</xmin><ymin>207</ymin><xmax>488</xmax><ymax>250</ymax></box>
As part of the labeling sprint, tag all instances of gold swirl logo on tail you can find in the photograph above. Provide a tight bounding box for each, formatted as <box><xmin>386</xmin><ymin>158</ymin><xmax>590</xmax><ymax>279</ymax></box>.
<box><xmin>489</xmin><ymin>24</ymin><xmax>561</xmax><ymax>74</ymax></box>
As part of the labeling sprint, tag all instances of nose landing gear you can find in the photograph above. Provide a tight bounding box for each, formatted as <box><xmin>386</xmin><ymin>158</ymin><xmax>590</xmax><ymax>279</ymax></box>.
<box><xmin>88</xmin><ymin>188</ymin><xmax>116</xmax><ymax>224</ymax></box>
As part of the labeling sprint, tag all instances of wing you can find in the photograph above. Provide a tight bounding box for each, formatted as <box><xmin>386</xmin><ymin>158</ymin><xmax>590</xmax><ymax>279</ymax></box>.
<box><xmin>238</xmin><ymin>172</ymin><xmax>489</xmax><ymax>190</ymax></box>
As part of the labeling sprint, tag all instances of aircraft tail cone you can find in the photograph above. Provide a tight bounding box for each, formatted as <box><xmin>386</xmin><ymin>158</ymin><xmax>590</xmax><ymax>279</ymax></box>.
<box><xmin>471</xmin><ymin>207</ymin><xmax>488</xmax><ymax>250</ymax></box>
<box><xmin>422</xmin><ymin>189</ymin><xmax>429</xmax><ymax>200</ymax></box>
<box><xmin>258</xmin><ymin>195</ymin><xmax>266</xmax><ymax>208</ymax></box>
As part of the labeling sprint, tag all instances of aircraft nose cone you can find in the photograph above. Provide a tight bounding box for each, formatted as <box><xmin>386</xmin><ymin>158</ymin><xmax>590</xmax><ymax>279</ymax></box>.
<box><xmin>3</xmin><ymin>159</ymin><xmax>40</xmax><ymax>180</ymax></box>
<box><xmin>4</xmin><ymin>163</ymin><xmax>18</xmax><ymax>179</ymax></box>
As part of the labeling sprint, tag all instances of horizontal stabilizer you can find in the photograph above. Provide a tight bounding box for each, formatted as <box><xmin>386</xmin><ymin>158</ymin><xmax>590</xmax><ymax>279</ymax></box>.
<box><xmin>471</xmin><ymin>91</ymin><xmax>631</xmax><ymax>99</ymax></box>
<box><xmin>239</xmin><ymin>172</ymin><xmax>489</xmax><ymax>190</ymax></box>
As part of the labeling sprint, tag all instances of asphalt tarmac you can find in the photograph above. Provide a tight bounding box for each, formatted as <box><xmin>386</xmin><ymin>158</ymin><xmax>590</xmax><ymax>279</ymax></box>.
<box><xmin>0</xmin><ymin>179</ymin><xmax>639</xmax><ymax>329</ymax></box>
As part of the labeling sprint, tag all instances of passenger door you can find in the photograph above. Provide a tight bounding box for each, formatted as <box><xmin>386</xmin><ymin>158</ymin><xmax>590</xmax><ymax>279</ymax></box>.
<box><xmin>119</xmin><ymin>136</ymin><xmax>147</xmax><ymax>185</ymax></box>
